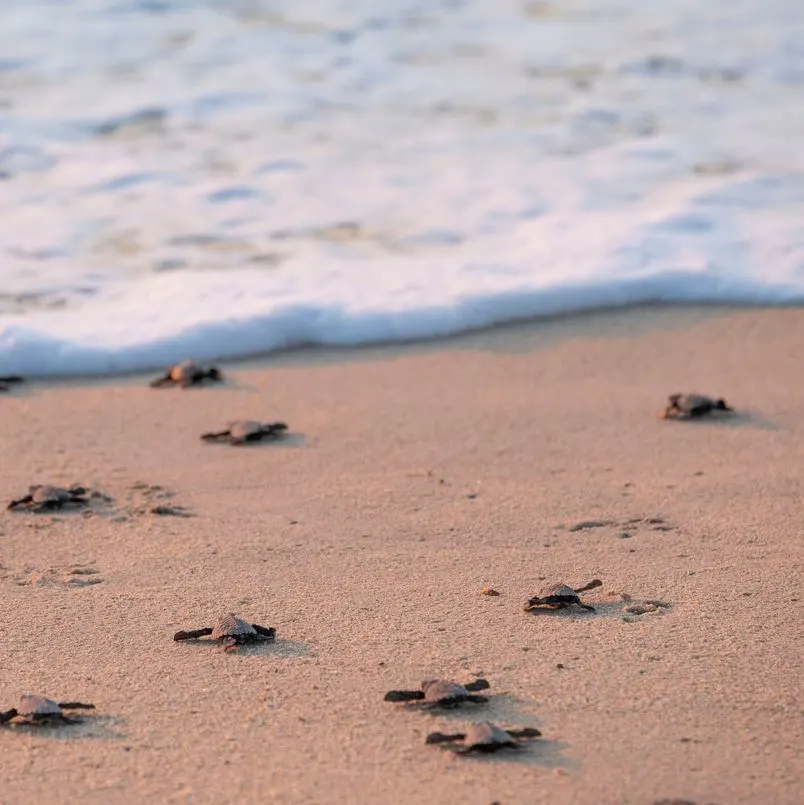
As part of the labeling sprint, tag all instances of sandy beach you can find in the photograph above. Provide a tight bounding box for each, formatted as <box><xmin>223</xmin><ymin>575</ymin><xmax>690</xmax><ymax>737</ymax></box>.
<box><xmin>1</xmin><ymin>304</ymin><xmax>802</xmax><ymax>805</ymax></box>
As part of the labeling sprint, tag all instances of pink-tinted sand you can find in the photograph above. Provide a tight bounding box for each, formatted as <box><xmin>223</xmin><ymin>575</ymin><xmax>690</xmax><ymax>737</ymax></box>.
<box><xmin>1</xmin><ymin>305</ymin><xmax>802</xmax><ymax>804</ymax></box>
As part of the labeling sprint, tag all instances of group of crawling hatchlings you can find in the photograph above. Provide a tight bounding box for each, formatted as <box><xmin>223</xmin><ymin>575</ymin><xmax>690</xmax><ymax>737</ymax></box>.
<box><xmin>2</xmin><ymin>362</ymin><xmax>732</xmax><ymax>768</ymax></box>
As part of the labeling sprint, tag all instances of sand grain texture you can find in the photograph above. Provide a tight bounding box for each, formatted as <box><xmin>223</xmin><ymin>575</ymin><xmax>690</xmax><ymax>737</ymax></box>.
<box><xmin>1</xmin><ymin>306</ymin><xmax>802</xmax><ymax>804</ymax></box>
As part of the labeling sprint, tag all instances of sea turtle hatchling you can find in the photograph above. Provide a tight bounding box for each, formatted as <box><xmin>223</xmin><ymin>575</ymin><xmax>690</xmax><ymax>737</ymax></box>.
<box><xmin>0</xmin><ymin>695</ymin><xmax>95</xmax><ymax>726</ymax></box>
<box><xmin>0</xmin><ymin>375</ymin><xmax>24</xmax><ymax>393</ymax></box>
<box><xmin>524</xmin><ymin>579</ymin><xmax>603</xmax><ymax>613</ymax></box>
<box><xmin>149</xmin><ymin>360</ymin><xmax>222</xmax><ymax>388</ymax></box>
<box><xmin>200</xmin><ymin>420</ymin><xmax>288</xmax><ymax>445</ymax></box>
<box><xmin>426</xmin><ymin>721</ymin><xmax>541</xmax><ymax>755</ymax></box>
<box><xmin>173</xmin><ymin>613</ymin><xmax>276</xmax><ymax>651</ymax></box>
<box><xmin>662</xmin><ymin>393</ymin><xmax>733</xmax><ymax>420</ymax></box>
<box><xmin>7</xmin><ymin>484</ymin><xmax>91</xmax><ymax>513</ymax></box>
<box><xmin>384</xmin><ymin>678</ymin><xmax>491</xmax><ymax>709</ymax></box>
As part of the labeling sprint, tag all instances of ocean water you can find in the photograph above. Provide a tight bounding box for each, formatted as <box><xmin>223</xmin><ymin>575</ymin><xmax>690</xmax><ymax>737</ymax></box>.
<box><xmin>1</xmin><ymin>0</ymin><xmax>804</xmax><ymax>376</ymax></box>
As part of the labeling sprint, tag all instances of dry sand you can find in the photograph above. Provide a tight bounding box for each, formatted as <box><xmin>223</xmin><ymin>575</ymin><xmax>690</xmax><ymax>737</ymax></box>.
<box><xmin>1</xmin><ymin>305</ymin><xmax>802</xmax><ymax>805</ymax></box>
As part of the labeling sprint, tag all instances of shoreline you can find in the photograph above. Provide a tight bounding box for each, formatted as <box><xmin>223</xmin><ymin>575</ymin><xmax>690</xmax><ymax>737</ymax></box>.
<box><xmin>3</xmin><ymin>301</ymin><xmax>799</xmax><ymax>383</ymax></box>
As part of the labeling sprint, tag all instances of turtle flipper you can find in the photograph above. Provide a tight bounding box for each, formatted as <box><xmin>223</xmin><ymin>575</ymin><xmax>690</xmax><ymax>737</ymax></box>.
<box><xmin>425</xmin><ymin>731</ymin><xmax>465</xmax><ymax>745</ymax></box>
<box><xmin>384</xmin><ymin>690</ymin><xmax>426</xmax><ymax>702</ymax></box>
<box><xmin>7</xmin><ymin>495</ymin><xmax>34</xmax><ymax>511</ymax></box>
<box><xmin>254</xmin><ymin>423</ymin><xmax>288</xmax><ymax>441</ymax></box>
<box><xmin>525</xmin><ymin>599</ymin><xmax>566</xmax><ymax>612</ymax></box>
<box><xmin>57</xmin><ymin>702</ymin><xmax>95</xmax><ymax>710</ymax></box>
<box><xmin>507</xmin><ymin>727</ymin><xmax>541</xmax><ymax>740</ymax></box>
<box><xmin>173</xmin><ymin>627</ymin><xmax>214</xmax><ymax>641</ymax></box>
<box><xmin>465</xmin><ymin>678</ymin><xmax>490</xmax><ymax>692</ymax></box>
<box><xmin>0</xmin><ymin>708</ymin><xmax>18</xmax><ymax>725</ymax></box>
<box><xmin>251</xmin><ymin>624</ymin><xmax>276</xmax><ymax>640</ymax></box>
<box><xmin>575</xmin><ymin>579</ymin><xmax>602</xmax><ymax>594</ymax></box>
<box><xmin>149</xmin><ymin>372</ymin><xmax>174</xmax><ymax>388</ymax></box>
<box><xmin>200</xmin><ymin>431</ymin><xmax>231</xmax><ymax>442</ymax></box>
<box><xmin>464</xmin><ymin>695</ymin><xmax>489</xmax><ymax>705</ymax></box>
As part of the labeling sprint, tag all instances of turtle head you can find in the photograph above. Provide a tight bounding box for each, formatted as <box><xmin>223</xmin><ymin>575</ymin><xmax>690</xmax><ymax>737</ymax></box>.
<box><xmin>206</xmin><ymin>367</ymin><xmax>222</xmax><ymax>381</ymax></box>
<box><xmin>715</xmin><ymin>398</ymin><xmax>731</xmax><ymax>411</ymax></box>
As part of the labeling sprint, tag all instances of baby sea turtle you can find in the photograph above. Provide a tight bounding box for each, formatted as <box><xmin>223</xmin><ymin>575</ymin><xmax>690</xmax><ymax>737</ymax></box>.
<box><xmin>384</xmin><ymin>678</ymin><xmax>491</xmax><ymax>709</ymax></box>
<box><xmin>0</xmin><ymin>375</ymin><xmax>24</xmax><ymax>393</ymax></box>
<box><xmin>426</xmin><ymin>721</ymin><xmax>541</xmax><ymax>754</ymax></box>
<box><xmin>524</xmin><ymin>578</ymin><xmax>602</xmax><ymax>613</ymax></box>
<box><xmin>662</xmin><ymin>394</ymin><xmax>732</xmax><ymax>420</ymax></box>
<box><xmin>173</xmin><ymin>613</ymin><xmax>276</xmax><ymax>651</ymax></box>
<box><xmin>7</xmin><ymin>484</ymin><xmax>91</xmax><ymax>512</ymax></box>
<box><xmin>149</xmin><ymin>360</ymin><xmax>222</xmax><ymax>388</ymax></box>
<box><xmin>0</xmin><ymin>695</ymin><xmax>95</xmax><ymax>726</ymax></box>
<box><xmin>200</xmin><ymin>420</ymin><xmax>287</xmax><ymax>445</ymax></box>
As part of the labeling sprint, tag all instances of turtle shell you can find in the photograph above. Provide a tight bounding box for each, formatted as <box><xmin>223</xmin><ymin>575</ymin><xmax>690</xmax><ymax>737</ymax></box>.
<box><xmin>30</xmin><ymin>485</ymin><xmax>70</xmax><ymax>504</ymax></box>
<box><xmin>537</xmin><ymin>582</ymin><xmax>581</xmax><ymax>602</ymax></box>
<box><xmin>462</xmin><ymin>722</ymin><xmax>515</xmax><ymax>748</ymax></box>
<box><xmin>422</xmin><ymin>680</ymin><xmax>470</xmax><ymax>702</ymax></box>
<box><xmin>672</xmin><ymin>394</ymin><xmax>713</xmax><ymax>412</ymax></box>
<box><xmin>680</xmin><ymin>393</ymin><xmax>710</xmax><ymax>407</ymax></box>
<box><xmin>228</xmin><ymin>421</ymin><xmax>264</xmax><ymax>441</ymax></box>
<box><xmin>211</xmin><ymin>614</ymin><xmax>257</xmax><ymax>640</ymax></box>
<box><xmin>169</xmin><ymin>361</ymin><xmax>198</xmax><ymax>383</ymax></box>
<box><xmin>17</xmin><ymin>695</ymin><xmax>62</xmax><ymax>717</ymax></box>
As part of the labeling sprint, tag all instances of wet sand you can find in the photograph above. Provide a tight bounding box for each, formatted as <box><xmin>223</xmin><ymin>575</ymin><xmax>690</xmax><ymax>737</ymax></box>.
<box><xmin>1</xmin><ymin>305</ymin><xmax>802</xmax><ymax>805</ymax></box>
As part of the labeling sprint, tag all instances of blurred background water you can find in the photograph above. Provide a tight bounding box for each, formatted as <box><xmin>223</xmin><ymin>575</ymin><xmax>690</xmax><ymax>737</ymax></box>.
<box><xmin>1</xmin><ymin>0</ymin><xmax>803</xmax><ymax>375</ymax></box>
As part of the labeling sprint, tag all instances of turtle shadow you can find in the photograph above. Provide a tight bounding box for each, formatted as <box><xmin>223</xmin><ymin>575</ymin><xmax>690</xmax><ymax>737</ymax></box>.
<box><xmin>664</xmin><ymin>411</ymin><xmax>779</xmax><ymax>431</ymax></box>
<box><xmin>523</xmin><ymin>602</ymin><xmax>625</xmax><ymax>619</ymax></box>
<box><xmin>720</xmin><ymin>411</ymin><xmax>779</xmax><ymax>431</ymax></box>
<box><xmin>585</xmin><ymin>601</ymin><xmax>634</xmax><ymax>619</ymax></box>
<box><xmin>426</xmin><ymin>694</ymin><xmax>539</xmax><ymax>725</ymax></box>
<box><xmin>270</xmin><ymin>432</ymin><xmax>307</xmax><ymax>448</ymax></box>
<box><xmin>226</xmin><ymin>432</ymin><xmax>307</xmax><ymax>449</ymax></box>
<box><xmin>435</xmin><ymin>737</ymin><xmax>576</xmax><ymax>770</ymax></box>
<box><xmin>2</xmin><ymin>715</ymin><xmax>126</xmax><ymax>741</ymax></box>
<box><xmin>172</xmin><ymin>638</ymin><xmax>312</xmax><ymax>657</ymax></box>
<box><xmin>235</xmin><ymin>638</ymin><xmax>313</xmax><ymax>658</ymax></box>
<box><xmin>198</xmin><ymin>379</ymin><xmax>249</xmax><ymax>393</ymax></box>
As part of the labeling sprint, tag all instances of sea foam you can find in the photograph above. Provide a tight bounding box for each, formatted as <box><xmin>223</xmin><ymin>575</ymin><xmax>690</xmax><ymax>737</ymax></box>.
<box><xmin>1</xmin><ymin>0</ymin><xmax>803</xmax><ymax>376</ymax></box>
